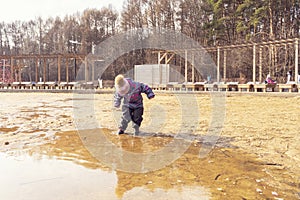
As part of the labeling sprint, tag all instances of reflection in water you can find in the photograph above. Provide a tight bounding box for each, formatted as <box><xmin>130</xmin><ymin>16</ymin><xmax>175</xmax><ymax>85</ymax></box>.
<box><xmin>0</xmin><ymin>153</ymin><xmax>118</xmax><ymax>200</ymax></box>
<box><xmin>1</xmin><ymin>128</ymin><xmax>298</xmax><ymax>200</ymax></box>
<box><xmin>122</xmin><ymin>186</ymin><xmax>210</xmax><ymax>200</ymax></box>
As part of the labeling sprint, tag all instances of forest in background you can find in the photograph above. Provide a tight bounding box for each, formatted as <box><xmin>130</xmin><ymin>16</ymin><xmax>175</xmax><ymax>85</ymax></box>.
<box><xmin>0</xmin><ymin>0</ymin><xmax>299</xmax><ymax>82</ymax></box>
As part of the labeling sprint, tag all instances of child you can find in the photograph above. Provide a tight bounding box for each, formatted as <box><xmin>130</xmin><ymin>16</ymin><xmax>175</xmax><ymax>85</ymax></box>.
<box><xmin>113</xmin><ymin>74</ymin><xmax>155</xmax><ymax>135</ymax></box>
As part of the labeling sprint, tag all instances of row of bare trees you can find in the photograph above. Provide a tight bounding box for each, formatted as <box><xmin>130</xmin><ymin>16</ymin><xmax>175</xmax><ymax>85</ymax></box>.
<box><xmin>0</xmin><ymin>0</ymin><xmax>299</xmax><ymax>82</ymax></box>
<box><xmin>0</xmin><ymin>7</ymin><xmax>118</xmax><ymax>56</ymax></box>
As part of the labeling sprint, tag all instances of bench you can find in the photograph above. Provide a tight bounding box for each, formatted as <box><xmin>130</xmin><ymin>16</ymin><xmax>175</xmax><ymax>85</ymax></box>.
<box><xmin>193</xmin><ymin>82</ymin><xmax>206</xmax><ymax>91</ymax></box>
<box><xmin>238</xmin><ymin>83</ymin><xmax>254</xmax><ymax>92</ymax></box>
<box><xmin>0</xmin><ymin>82</ymin><xmax>11</xmax><ymax>89</ymax></box>
<box><xmin>254</xmin><ymin>83</ymin><xmax>276</xmax><ymax>92</ymax></box>
<box><xmin>44</xmin><ymin>82</ymin><xmax>58</xmax><ymax>89</ymax></box>
<box><xmin>158</xmin><ymin>84</ymin><xmax>167</xmax><ymax>90</ymax></box>
<box><xmin>80</xmin><ymin>82</ymin><xmax>95</xmax><ymax>89</ymax></box>
<box><xmin>166</xmin><ymin>82</ymin><xmax>178</xmax><ymax>91</ymax></box>
<box><xmin>36</xmin><ymin>82</ymin><xmax>49</xmax><ymax>89</ymax></box>
<box><xmin>278</xmin><ymin>82</ymin><xmax>297</xmax><ymax>92</ymax></box>
<box><xmin>217</xmin><ymin>82</ymin><xmax>228</xmax><ymax>91</ymax></box>
<box><xmin>173</xmin><ymin>83</ymin><xmax>184</xmax><ymax>91</ymax></box>
<box><xmin>183</xmin><ymin>82</ymin><xmax>197</xmax><ymax>91</ymax></box>
<box><xmin>204</xmin><ymin>83</ymin><xmax>218</xmax><ymax>91</ymax></box>
<box><xmin>20</xmin><ymin>82</ymin><xmax>34</xmax><ymax>89</ymax></box>
<box><xmin>58</xmin><ymin>82</ymin><xmax>79</xmax><ymax>89</ymax></box>
<box><xmin>11</xmin><ymin>82</ymin><xmax>22</xmax><ymax>89</ymax></box>
<box><xmin>227</xmin><ymin>82</ymin><xmax>239</xmax><ymax>91</ymax></box>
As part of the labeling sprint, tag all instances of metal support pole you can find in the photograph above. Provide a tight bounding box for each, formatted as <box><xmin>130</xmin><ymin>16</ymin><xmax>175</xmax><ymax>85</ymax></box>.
<box><xmin>74</xmin><ymin>58</ymin><xmax>77</xmax><ymax>81</ymax></box>
<box><xmin>269</xmin><ymin>44</ymin><xmax>272</xmax><ymax>75</ymax></box>
<box><xmin>35</xmin><ymin>58</ymin><xmax>38</xmax><ymax>82</ymax></box>
<box><xmin>192</xmin><ymin>53</ymin><xmax>195</xmax><ymax>83</ymax></box>
<box><xmin>253</xmin><ymin>44</ymin><xmax>256</xmax><ymax>83</ymax></box>
<box><xmin>11</xmin><ymin>57</ymin><xmax>14</xmax><ymax>82</ymax></box>
<box><xmin>158</xmin><ymin>51</ymin><xmax>160</xmax><ymax>85</ymax></box>
<box><xmin>185</xmin><ymin>50</ymin><xmax>188</xmax><ymax>83</ymax></box>
<box><xmin>217</xmin><ymin>47</ymin><xmax>220</xmax><ymax>83</ymax></box>
<box><xmin>85</xmin><ymin>56</ymin><xmax>88</xmax><ymax>82</ymax></box>
<box><xmin>157</xmin><ymin>51</ymin><xmax>160</xmax><ymax>64</ymax></box>
<box><xmin>43</xmin><ymin>58</ymin><xmax>46</xmax><ymax>82</ymax></box>
<box><xmin>295</xmin><ymin>38</ymin><xmax>299</xmax><ymax>82</ymax></box>
<box><xmin>58</xmin><ymin>55</ymin><xmax>61</xmax><ymax>83</ymax></box>
<box><xmin>165</xmin><ymin>53</ymin><xmax>168</xmax><ymax>84</ymax></box>
<box><xmin>18</xmin><ymin>63</ymin><xmax>21</xmax><ymax>82</ymax></box>
<box><xmin>92</xmin><ymin>60</ymin><xmax>95</xmax><ymax>82</ymax></box>
<box><xmin>66</xmin><ymin>58</ymin><xmax>69</xmax><ymax>82</ymax></box>
<box><xmin>2</xmin><ymin>52</ymin><xmax>5</xmax><ymax>82</ymax></box>
<box><xmin>259</xmin><ymin>46</ymin><xmax>263</xmax><ymax>83</ymax></box>
<box><xmin>223</xmin><ymin>50</ymin><xmax>227</xmax><ymax>82</ymax></box>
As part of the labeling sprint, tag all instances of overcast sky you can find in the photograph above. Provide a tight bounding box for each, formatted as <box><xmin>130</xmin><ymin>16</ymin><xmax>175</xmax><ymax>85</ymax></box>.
<box><xmin>0</xmin><ymin>0</ymin><xmax>124</xmax><ymax>23</ymax></box>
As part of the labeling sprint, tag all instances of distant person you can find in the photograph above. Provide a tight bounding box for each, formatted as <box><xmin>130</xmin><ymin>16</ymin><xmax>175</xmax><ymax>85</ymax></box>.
<box><xmin>265</xmin><ymin>74</ymin><xmax>276</xmax><ymax>84</ymax></box>
<box><xmin>238</xmin><ymin>74</ymin><xmax>247</xmax><ymax>84</ymax></box>
<box><xmin>289</xmin><ymin>69</ymin><xmax>293</xmax><ymax>78</ymax></box>
<box><xmin>113</xmin><ymin>74</ymin><xmax>155</xmax><ymax>135</ymax></box>
<box><xmin>287</xmin><ymin>70</ymin><xmax>292</xmax><ymax>83</ymax></box>
<box><xmin>98</xmin><ymin>77</ymin><xmax>103</xmax><ymax>89</ymax></box>
<box><xmin>207</xmin><ymin>75</ymin><xmax>211</xmax><ymax>83</ymax></box>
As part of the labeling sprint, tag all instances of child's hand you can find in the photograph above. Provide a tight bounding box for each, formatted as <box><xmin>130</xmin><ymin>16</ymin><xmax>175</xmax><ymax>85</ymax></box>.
<box><xmin>148</xmin><ymin>94</ymin><xmax>155</xmax><ymax>99</ymax></box>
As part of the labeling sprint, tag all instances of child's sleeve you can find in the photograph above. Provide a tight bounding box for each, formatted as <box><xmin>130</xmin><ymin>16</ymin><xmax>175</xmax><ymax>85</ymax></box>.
<box><xmin>113</xmin><ymin>92</ymin><xmax>123</xmax><ymax>108</ymax></box>
<box><xmin>141</xmin><ymin>83</ymin><xmax>155</xmax><ymax>99</ymax></box>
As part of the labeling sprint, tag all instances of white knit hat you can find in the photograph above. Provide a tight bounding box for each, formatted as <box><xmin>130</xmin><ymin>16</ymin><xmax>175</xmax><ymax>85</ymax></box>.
<box><xmin>115</xmin><ymin>74</ymin><xmax>130</xmax><ymax>96</ymax></box>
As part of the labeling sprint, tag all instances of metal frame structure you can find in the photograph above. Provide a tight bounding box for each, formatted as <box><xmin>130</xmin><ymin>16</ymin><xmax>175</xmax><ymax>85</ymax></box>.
<box><xmin>0</xmin><ymin>53</ymin><xmax>86</xmax><ymax>83</ymax></box>
<box><xmin>158</xmin><ymin>38</ymin><xmax>299</xmax><ymax>84</ymax></box>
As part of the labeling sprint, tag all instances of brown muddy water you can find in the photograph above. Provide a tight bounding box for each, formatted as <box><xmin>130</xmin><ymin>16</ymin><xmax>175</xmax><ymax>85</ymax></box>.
<box><xmin>0</xmin><ymin>93</ymin><xmax>299</xmax><ymax>200</ymax></box>
<box><xmin>0</xmin><ymin>129</ymin><xmax>287</xmax><ymax>200</ymax></box>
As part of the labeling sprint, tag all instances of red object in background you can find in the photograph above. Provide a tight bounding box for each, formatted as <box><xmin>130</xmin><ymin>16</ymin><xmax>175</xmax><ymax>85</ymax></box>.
<box><xmin>266</xmin><ymin>77</ymin><xmax>276</xmax><ymax>84</ymax></box>
<box><xmin>0</xmin><ymin>67</ymin><xmax>14</xmax><ymax>83</ymax></box>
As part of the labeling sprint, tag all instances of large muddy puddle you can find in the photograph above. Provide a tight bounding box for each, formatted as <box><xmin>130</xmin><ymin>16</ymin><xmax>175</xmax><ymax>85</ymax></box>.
<box><xmin>1</xmin><ymin>128</ymin><xmax>298</xmax><ymax>200</ymax></box>
<box><xmin>0</xmin><ymin>93</ymin><xmax>299</xmax><ymax>199</ymax></box>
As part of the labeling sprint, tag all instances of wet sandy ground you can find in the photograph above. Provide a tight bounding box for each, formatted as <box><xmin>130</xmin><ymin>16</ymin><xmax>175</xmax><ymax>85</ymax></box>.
<box><xmin>0</xmin><ymin>92</ymin><xmax>299</xmax><ymax>199</ymax></box>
